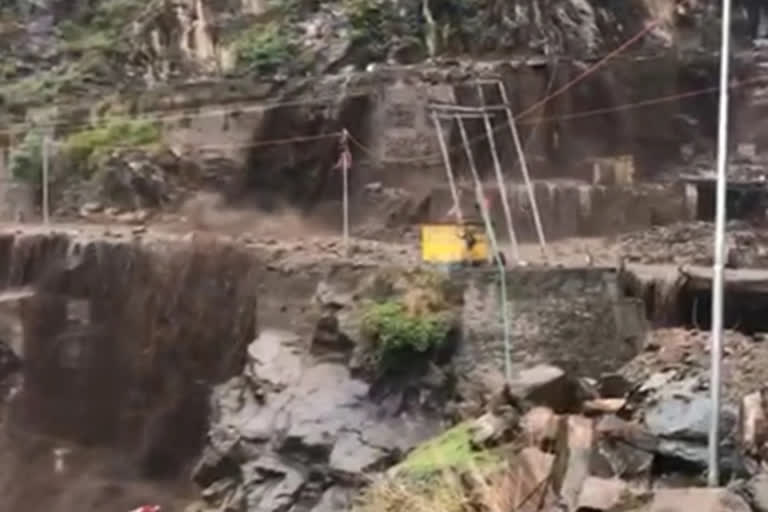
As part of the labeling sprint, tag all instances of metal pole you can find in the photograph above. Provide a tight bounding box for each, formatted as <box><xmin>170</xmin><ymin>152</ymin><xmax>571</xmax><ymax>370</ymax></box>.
<box><xmin>457</xmin><ymin>115</ymin><xmax>512</xmax><ymax>383</ymax></box>
<box><xmin>497</xmin><ymin>81</ymin><xmax>549</xmax><ymax>262</ymax></box>
<box><xmin>341</xmin><ymin>129</ymin><xmax>350</xmax><ymax>255</ymax></box>
<box><xmin>477</xmin><ymin>84</ymin><xmax>521</xmax><ymax>263</ymax></box>
<box><xmin>42</xmin><ymin>135</ymin><xmax>49</xmax><ymax>225</ymax></box>
<box><xmin>708</xmin><ymin>0</ymin><xmax>732</xmax><ymax>487</ymax></box>
<box><xmin>431</xmin><ymin>112</ymin><xmax>464</xmax><ymax>223</ymax></box>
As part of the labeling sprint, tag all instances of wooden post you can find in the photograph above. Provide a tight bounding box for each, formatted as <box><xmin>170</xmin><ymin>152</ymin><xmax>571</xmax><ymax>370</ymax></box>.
<box><xmin>42</xmin><ymin>135</ymin><xmax>49</xmax><ymax>225</ymax></box>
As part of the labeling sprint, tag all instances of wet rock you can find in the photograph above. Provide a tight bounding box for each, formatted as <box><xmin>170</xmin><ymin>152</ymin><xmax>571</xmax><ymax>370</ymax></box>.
<box><xmin>242</xmin><ymin>456</ymin><xmax>306</xmax><ymax>512</ymax></box>
<box><xmin>644</xmin><ymin>386</ymin><xmax>739</xmax><ymax>470</ymax></box>
<box><xmin>329</xmin><ymin>432</ymin><xmax>391</xmax><ymax>476</ymax></box>
<box><xmin>310</xmin><ymin>486</ymin><xmax>353</xmax><ymax>512</ymax></box>
<box><xmin>576</xmin><ymin>477</ymin><xmax>628</xmax><ymax>511</ymax></box>
<box><xmin>195</xmin><ymin>329</ymin><xmax>441</xmax><ymax>511</ymax></box>
<box><xmin>598</xmin><ymin>373</ymin><xmax>632</xmax><ymax>398</ymax></box>
<box><xmin>645</xmin><ymin>392</ymin><xmax>737</xmax><ymax>442</ymax></box>
<box><xmin>648</xmin><ymin>488</ymin><xmax>751</xmax><ymax>512</ymax></box>
<box><xmin>0</xmin><ymin>340</ymin><xmax>21</xmax><ymax>381</ymax></box>
<box><xmin>742</xmin><ymin>473</ymin><xmax>768</xmax><ymax>512</ymax></box>
<box><xmin>508</xmin><ymin>364</ymin><xmax>582</xmax><ymax>413</ymax></box>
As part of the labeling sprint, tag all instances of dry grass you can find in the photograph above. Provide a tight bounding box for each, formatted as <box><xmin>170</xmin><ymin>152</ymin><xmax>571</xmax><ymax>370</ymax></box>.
<box><xmin>357</xmin><ymin>458</ymin><xmax>554</xmax><ymax>512</ymax></box>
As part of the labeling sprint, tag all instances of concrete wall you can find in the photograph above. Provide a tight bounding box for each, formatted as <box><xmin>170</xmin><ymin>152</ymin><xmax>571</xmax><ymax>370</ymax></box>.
<box><xmin>458</xmin><ymin>267</ymin><xmax>647</xmax><ymax>377</ymax></box>
<box><xmin>428</xmin><ymin>181</ymin><xmax>697</xmax><ymax>241</ymax></box>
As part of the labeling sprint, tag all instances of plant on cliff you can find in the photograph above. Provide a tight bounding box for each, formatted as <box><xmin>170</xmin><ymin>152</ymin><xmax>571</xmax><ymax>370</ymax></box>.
<box><xmin>234</xmin><ymin>22</ymin><xmax>298</xmax><ymax>74</ymax></box>
<box><xmin>8</xmin><ymin>130</ymin><xmax>43</xmax><ymax>185</ymax></box>
<box><xmin>362</xmin><ymin>299</ymin><xmax>451</xmax><ymax>370</ymax></box>
<box><xmin>61</xmin><ymin>119</ymin><xmax>162</xmax><ymax>175</ymax></box>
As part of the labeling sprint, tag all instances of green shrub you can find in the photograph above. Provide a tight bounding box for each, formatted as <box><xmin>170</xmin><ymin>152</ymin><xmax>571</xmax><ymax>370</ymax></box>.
<box><xmin>62</xmin><ymin>119</ymin><xmax>162</xmax><ymax>174</ymax></box>
<box><xmin>234</xmin><ymin>22</ymin><xmax>297</xmax><ymax>73</ymax></box>
<box><xmin>342</xmin><ymin>0</ymin><xmax>400</xmax><ymax>57</ymax></box>
<box><xmin>8</xmin><ymin>130</ymin><xmax>44</xmax><ymax>185</ymax></box>
<box><xmin>362</xmin><ymin>299</ymin><xmax>451</xmax><ymax>370</ymax></box>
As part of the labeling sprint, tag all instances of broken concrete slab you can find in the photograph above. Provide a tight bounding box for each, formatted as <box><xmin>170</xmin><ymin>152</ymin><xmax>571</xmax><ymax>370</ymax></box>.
<box><xmin>648</xmin><ymin>488</ymin><xmax>751</xmax><ymax>512</ymax></box>
<box><xmin>739</xmin><ymin>389</ymin><xmax>768</xmax><ymax>460</ymax></box>
<box><xmin>576</xmin><ymin>477</ymin><xmax>628</xmax><ymax>511</ymax></box>
<box><xmin>552</xmin><ymin>415</ymin><xmax>594</xmax><ymax>510</ymax></box>
<box><xmin>521</xmin><ymin>407</ymin><xmax>559</xmax><ymax>449</ymax></box>
<box><xmin>583</xmin><ymin>398</ymin><xmax>627</xmax><ymax>416</ymax></box>
<box><xmin>504</xmin><ymin>447</ymin><xmax>557</xmax><ymax>511</ymax></box>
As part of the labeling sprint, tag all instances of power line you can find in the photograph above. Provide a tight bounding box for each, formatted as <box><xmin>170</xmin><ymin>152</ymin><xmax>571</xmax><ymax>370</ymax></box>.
<box><xmin>0</xmin><ymin>89</ymin><xmax>374</xmax><ymax>137</ymax></box>
<box><xmin>347</xmin><ymin>74</ymin><xmax>766</xmax><ymax>165</ymax></box>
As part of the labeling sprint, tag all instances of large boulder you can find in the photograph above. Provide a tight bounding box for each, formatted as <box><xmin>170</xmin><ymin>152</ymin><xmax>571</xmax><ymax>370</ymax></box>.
<box><xmin>648</xmin><ymin>488</ymin><xmax>751</xmax><ymax>512</ymax></box>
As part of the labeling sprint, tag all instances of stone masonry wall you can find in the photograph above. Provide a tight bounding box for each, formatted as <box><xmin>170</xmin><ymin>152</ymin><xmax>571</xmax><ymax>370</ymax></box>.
<box><xmin>458</xmin><ymin>267</ymin><xmax>647</xmax><ymax>377</ymax></box>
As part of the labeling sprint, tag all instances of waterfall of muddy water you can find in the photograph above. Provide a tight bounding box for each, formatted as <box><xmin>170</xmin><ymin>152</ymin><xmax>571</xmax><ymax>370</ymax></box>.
<box><xmin>0</xmin><ymin>231</ymin><xmax>259</xmax><ymax>512</ymax></box>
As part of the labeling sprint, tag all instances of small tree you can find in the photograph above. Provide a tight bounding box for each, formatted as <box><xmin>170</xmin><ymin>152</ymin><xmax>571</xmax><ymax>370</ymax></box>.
<box><xmin>8</xmin><ymin>130</ymin><xmax>43</xmax><ymax>185</ymax></box>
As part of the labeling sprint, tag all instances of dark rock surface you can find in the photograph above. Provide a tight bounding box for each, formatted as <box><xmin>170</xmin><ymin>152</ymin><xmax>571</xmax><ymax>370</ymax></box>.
<box><xmin>191</xmin><ymin>328</ymin><xmax>442</xmax><ymax>512</ymax></box>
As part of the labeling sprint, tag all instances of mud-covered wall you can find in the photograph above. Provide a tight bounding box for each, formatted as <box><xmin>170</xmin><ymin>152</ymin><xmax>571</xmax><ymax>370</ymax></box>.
<box><xmin>0</xmin><ymin>231</ymin><xmax>259</xmax><ymax>477</ymax></box>
<box><xmin>458</xmin><ymin>267</ymin><xmax>647</xmax><ymax>377</ymax></box>
<box><xmin>427</xmin><ymin>181</ymin><xmax>697</xmax><ymax>241</ymax></box>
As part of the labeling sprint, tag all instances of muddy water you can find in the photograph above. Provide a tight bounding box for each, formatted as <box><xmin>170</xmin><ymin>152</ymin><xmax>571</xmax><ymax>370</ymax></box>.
<box><xmin>0</xmin><ymin>379</ymin><xmax>195</xmax><ymax>512</ymax></box>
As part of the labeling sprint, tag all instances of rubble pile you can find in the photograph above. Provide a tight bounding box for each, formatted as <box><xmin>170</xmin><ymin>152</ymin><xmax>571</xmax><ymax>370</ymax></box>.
<box><xmin>346</xmin><ymin>328</ymin><xmax>768</xmax><ymax>512</ymax></box>
<box><xmin>619</xmin><ymin>221</ymin><xmax>768</xmax><ymax>267</ymax></box>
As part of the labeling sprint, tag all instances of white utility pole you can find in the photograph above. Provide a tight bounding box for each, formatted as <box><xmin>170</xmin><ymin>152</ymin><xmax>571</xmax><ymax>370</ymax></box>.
<box><xmin>708</xmin><ymin>0</ymin><xmax>732</xmax><ymax>487</ymax></box>
<box><xmin>341</xmin><ymin>129</ymin><xmax>350</xmax><ymax>255</ymax></box>
<box><xmin>42</xmin><ymin>135</ymin><xmax>50</xmax><ymax>225</ymax></box>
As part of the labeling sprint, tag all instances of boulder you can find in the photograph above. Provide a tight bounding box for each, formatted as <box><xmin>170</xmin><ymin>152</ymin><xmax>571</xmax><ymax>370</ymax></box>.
<box><xmin>648</xmin><ymin>488</ymin><xmax>751</xmax><ymax>512</ymax></box>
<box><xmin>508</xmin><ymin>365</ymin><xmax>582</xmax><ymax>413</ymax></box>
<box><xmin>743</xmin><ymin>473</ymin><xmax>768</xmax><ymax>512</ymax></box>
<box><xmin>576</xmin><ymin>477</ymin><xmax>628</xmax><ymax>511</ymax></box>
<box><xmin>598</xmin><ymin>373</ymin><xmax>633</xmax><ymax>398</ymax></box>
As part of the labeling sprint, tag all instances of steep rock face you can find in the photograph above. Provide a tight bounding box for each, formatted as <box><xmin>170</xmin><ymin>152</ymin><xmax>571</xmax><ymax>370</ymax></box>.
<box><xmin>190</xmin><ymin>329</ymin><xmax>442</xmax><ymax>512</ymax></box>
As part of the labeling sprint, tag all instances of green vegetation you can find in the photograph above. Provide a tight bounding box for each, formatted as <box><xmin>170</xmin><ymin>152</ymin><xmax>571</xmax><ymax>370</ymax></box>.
<box><xmin>342</xmin><ymin>0</ymin><xmax>404</xmax><ymax>59</ymax></box>
<box><xmin>8</xmin><ymin>130</ymin><xmax>44</xmax><ymax>185</ymax></box>
<box><xmin>394</xmin><ymin>422</ymin><xmax>501</xmax><ymax>476</ymax></box>
<box><xmin>233</xmin><ymin>22</ymin><xmax>298</xmax><ymax>74</ymax></box>
<box><xmin>57</xmin><ymin>0</ymin><xmax>138</xmax><ymax>54</ymax></box>
<box><xmin>61</xmin><ymin>119</ymin><xmax>162</xmax><ymax>175</ymax></box>
<box><xmin>361</xmin><ymin>299</ymin><xmax>451</xmax><ymax>370</ymax></box>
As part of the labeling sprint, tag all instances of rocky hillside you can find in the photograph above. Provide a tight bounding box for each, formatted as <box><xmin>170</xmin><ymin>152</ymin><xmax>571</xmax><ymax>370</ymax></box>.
<box><xmin>0</xmin><ymin>0</ymin><xmax>722</xmax><ymax>110</ymax></box>
<box><xmin>0</xmin><ymin>0</ymin><xmax>761</xmax><ymax>222</ymax></box>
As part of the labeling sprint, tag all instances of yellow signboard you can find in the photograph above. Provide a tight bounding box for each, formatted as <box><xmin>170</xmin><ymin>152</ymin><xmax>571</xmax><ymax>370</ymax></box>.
<box><xmin>421</xmin><ymin>224</ymin><xmax>489</xmax><ymax>264</ymax></box>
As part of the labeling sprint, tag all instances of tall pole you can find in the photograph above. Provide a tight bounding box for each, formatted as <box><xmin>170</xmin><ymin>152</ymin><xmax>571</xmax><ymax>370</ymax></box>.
<box><xmin>340</xmin><ymin>129</ymin><xmax>350</xmax><ymax>255</ymax></box>
<box><xmin>708</xmin><ymin>0</ymin><xmax>732</xmax><ymax>487</ymax></box>
<box><xmin>497</xmin><ymin>82</ymin><xmax>549</xmax><ymax>262</ymax></box>
<box><xmin>477</xmin><ymin>84</ymin><xmax>521</xmax><ymax>263</ymax></box>
<box><xmin>42</xmin><ymin>135</ymin><xmax>50</xmax><ymax>225</ymax></box>
<box><xmin>431</xmin><ymin>112</ymin><xmax>464</xmax><ymax>223</ymax></box>
<box><xmin>456</xmin><ymin>115</ymin><xmax>512</xmax><ymax>383</ymax></box>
